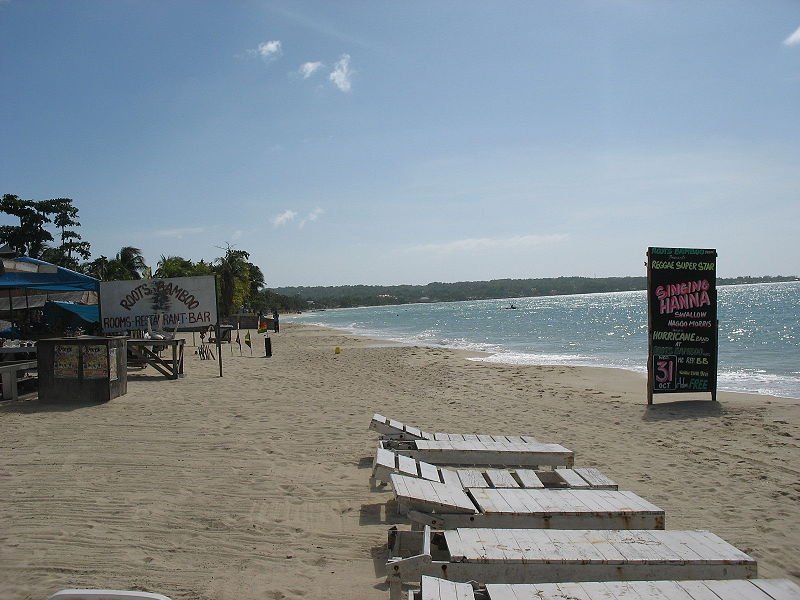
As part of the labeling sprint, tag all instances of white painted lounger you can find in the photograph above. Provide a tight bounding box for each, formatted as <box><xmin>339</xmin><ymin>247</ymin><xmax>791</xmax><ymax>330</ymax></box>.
<box><xmin>48</xmin><ymin>591</ymin><xmax>172</xmax><ymax>600</ymax></box>
<box><xmin>390</xmin><ymin>473</ymin><xmax>664</xmax><ymax>529</ymax></box>
<box><xmin>379</xmin><ymin>438</ymin><xmax>574</xmax><ymax>468</ymax></box>
<box><xmin>371</xmin><ymin>413</ymin><xmax>548</xmax><ymax>444</ymax></box>
<box><xmin>386</xmin><ymin>527</ymin><xmax>756</xmax><ymax>600</ymax></box>
<box><xmin>410</xmin><ymin>576</ymin><xmax>800</xmax><ymax>600</ymax></box>
<box><xmin>372</xmin><ymin>447</ymin><xmax>614</xmax><ymax>489</ymax></box>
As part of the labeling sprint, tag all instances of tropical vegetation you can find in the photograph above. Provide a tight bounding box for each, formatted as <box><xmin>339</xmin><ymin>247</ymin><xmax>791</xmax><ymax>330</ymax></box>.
<box><xmin>0</xmin><ymin>193</ymin><xmax>304</xmax><ymax>315</ymax></box>
<box><xmin>2</xmin><ymin>193</ymin><xmax>797</xmax><ymax>314</ymax></box>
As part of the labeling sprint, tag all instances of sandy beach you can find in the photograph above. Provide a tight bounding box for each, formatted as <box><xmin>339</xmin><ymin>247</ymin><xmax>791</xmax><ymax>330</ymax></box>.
<box><xmin>1</xmin><ymin>322</ymin><xmax>798</xmax><ymax>600</ymax></box>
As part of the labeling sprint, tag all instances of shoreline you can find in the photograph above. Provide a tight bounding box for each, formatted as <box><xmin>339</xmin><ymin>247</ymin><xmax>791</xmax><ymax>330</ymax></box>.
<box><xmin>292</xmin><ymin>320</ymin><xmax>799</xmax><ymax>402</ymax></box>
<box><xmin>1</xmin><ymin>322</ymin><xmax>798</xmax><ymax>599</ymax></box>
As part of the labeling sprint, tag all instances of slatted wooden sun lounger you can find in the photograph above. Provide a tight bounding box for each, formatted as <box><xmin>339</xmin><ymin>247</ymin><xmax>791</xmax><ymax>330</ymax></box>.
<box><xmin>371</xmin><ymin>414</ymin><xmax>436</xmax><ymax>440</ymax></box>
<box><xmin>47</xmin><ymin>591</ymin><xmax>173</xmax><ymax>600</ymax></box>
<box><xmin>371</xmin><ymin>447</ymin><xmax>614</xmax><ymax>489</ymax></box>
<box><xmin>386</xmin><ymin>527</ymin><xmax>757</xmax><ymax>600</ymax></box>
<box><xmin>379</xmin><ymin>438</ymin><xmax>574</xmax><ymax>468</ymax></box>
<box><xmin>410</xmin><ymin>576</ymin><xmax>800</xmax><ymax>600</ymax></box>
<box><xmin>390</xmin><ymin>473</ymin><xmax>664</xmax><ymax>530</ymax></box>
<box><xmin>370</xmin><ymin>413</ymin><xmax>543</xmax><ymax>442</ymax></box>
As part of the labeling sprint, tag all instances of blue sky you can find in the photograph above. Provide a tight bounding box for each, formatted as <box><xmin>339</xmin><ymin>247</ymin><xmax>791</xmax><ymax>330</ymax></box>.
<box><xmin>2</xmin><ymin>1</ymin><xmax>799</xmax><ymax>286</ymax></box>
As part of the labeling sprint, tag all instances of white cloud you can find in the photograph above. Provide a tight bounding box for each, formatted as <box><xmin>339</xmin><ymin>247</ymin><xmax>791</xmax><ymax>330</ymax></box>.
<box><xmin>152</xmin><ymin>226</ymin><xmax>205</xmax><ymax>239</ymax></box>
<box><xmin>407</xmin><ymin>234</ymin><xmax>569</xmax><ymax>255</ymax></box>
<box><xmin>271</xmin><ymin>209</ymin><xmax>297</xmax><ymax>227</ymax></box>
<box><xmin>329</xmin><ymin>53</ymin><xmax>353</xmax><ymax>92</ymax></box>
<box><xmin>255</xmin><ymin>40</ymin><xmax>282</xmax><ymax>61</ymax></box>
<box><xmin>299</xmin><ymin>207</ymin><xmax>324</xmax><ymax>228</ymax></box>
<box><xmin>784</xmin><ymin>26</ymin><xmax>800</xmax><ymax>46</ymax></box>
<box><xmin>231</xmin><ymin>229</ymin><xmax>243</xmax><ymax>241</ymax></box>
<box><xmin>299</xmin><ymin>61</ymin><xmax>323</xmax><ymax>79</ymax></box>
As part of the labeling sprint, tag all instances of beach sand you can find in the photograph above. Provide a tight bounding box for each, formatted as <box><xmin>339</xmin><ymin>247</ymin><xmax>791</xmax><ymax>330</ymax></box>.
<box><xmin>1</xmin><ymin>323</ymin><xmax>798</xmax><ymax>600</ymax></box>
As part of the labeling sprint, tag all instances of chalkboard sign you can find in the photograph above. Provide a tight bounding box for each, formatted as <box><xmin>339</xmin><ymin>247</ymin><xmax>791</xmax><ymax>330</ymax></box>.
<box><xmin>646</xmin><ymin>247</ymin><xmax>718</xmax><ymax>403</ymax></box>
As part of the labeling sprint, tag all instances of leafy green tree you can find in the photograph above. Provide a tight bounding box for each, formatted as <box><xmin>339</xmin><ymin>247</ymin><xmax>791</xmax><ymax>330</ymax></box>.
<box><xmin>40</xmin><ymin>198</ymin><xmax>91</xmax><ymax>269</ymax></box>
<box><xmin>155</xmin><ymin>255</ymin><xmax>215</xmax><ymax>279</ymax></box>
<box><xmin>82</xmin><ymin>255</ymin><xmax>110</xmax><ymax>280</ymax></box>
<box><xmin>0</xmin><ymin>194</ymin><xmax>53</xmax><ymax>257</ymax></box>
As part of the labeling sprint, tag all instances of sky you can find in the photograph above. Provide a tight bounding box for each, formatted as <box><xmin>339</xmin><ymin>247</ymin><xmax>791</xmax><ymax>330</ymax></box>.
<box><xmin>1</xmin><ymin>1</ymin><xmax>799</xmax><ymax>286</ymax></box>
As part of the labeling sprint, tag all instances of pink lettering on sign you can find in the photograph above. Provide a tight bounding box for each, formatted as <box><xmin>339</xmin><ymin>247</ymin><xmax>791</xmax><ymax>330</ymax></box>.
<box><xmin>655</xmin><ymin>279</ymin><xmax>711</xmax><ymax>315</ymax></box>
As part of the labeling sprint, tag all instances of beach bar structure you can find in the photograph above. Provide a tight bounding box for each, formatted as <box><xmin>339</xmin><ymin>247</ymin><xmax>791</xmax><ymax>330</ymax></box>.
<box><xmin>37</xmin><ymin>336</ymin><xmax>127</xmax><ymax>403</ymax></box>
<box><xmin>411</xmin><ymin>576</ymin><xmax>800</xmax><ymax>600</ymax></box>
<box><xmin>386</xmin><ymin>527</ymin><xmax>756</xmax><ymax>600</ymax></box>
<box><xmin>390</xmin><ymin>473</ymin><xmax>664</xmax><ymax>530</ymax></box>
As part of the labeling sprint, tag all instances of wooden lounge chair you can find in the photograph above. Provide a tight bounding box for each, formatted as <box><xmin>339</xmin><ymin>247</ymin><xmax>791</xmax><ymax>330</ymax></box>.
<box><xmin>371</xmin><ymin>413</ymin><xmax>539</xmax><ymax>442</ymax></box>
<box><xmin>371</xmin><ymin>447</ymin><xmax>615</xmax><ymax>489</ymax></box>
<box><xmin>47</xmin><ymin>591</ymin><xmax>172</xmax><ymax>600</ymax></box>
<box><xmin>386</xmin><ymin>527</ymin><xmax>756</xmax><ymax>600</ymax></box>
<box><xmin>390</xmin><ymin>473</ymin><xmax>664</xmax><ymax>529</ymax></box>
<box><xmin>410</xmin><ymin>576</ymin><xmax>800</xmax><ymax>600</ymax></box>
<box><xmin>378</xmin><ymin>438</ymin><xmax>574</xmax><ymax>468</ymax></box>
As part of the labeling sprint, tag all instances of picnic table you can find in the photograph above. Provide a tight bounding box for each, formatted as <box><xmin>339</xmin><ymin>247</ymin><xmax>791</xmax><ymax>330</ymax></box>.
<box><xmin>127</xmin><ymin>339</ymin><xmax>185</xmax><ymax>379</ymax></box>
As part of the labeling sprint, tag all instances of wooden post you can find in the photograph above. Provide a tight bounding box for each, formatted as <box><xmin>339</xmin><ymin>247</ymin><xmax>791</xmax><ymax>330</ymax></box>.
<box><xmin>646</xmin><ymin>249</ymin><xmax>653</xmax><ymax>405</ymax></box>
<box><xmin>214</xmin><ymin>277</ymin><xmax>223</xmax><ymax>377</ymax></box>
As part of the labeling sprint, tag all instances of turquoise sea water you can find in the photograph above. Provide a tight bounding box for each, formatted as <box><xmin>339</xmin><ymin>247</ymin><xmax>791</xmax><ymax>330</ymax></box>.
<box><xmin>291</xmin><ymin>281</ymin><xmax>800</xmax><ymax>400</ymax></box>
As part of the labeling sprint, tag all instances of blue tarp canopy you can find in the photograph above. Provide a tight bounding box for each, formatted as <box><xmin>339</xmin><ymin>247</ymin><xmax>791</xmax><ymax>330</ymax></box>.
<box><xmin>43</xmin><ymin>300</ymin><xmax>99</xmax><ymax>326</ymax></box>
<box><xmin>0</xmin><ymin>256</ymin><xmax>99</xmax><ymax>292</ymax></box>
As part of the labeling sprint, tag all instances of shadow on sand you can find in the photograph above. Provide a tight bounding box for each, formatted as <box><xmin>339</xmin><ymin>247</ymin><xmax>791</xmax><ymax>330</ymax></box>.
<box><xmin>0</xmin><ymin>394</ymin><xmax>105</xmax><ymax>414</ymax></box>
<box><xmin>359</xmin><ymin>500</ymin><xmax>406</xmax><ymax>527</ymax></box>
<box><xmin>642</xmin><ymin>399</ymin><xmax>723</xmax><ymax>422</ymax></box>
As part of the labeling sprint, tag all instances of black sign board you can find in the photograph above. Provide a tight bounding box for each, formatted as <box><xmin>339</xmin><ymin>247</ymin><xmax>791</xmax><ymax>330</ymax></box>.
<box><xmin>646</xmin><ymin>247</ymin><xmax>718</xmax><ymax>403</ymax></box>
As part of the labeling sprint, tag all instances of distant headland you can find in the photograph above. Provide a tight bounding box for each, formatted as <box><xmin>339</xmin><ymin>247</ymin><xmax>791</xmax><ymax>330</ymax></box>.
<box><xmin>274</xmin><ymin>275</ymin><xmax>799</xmax><ymax>309</ymax></box>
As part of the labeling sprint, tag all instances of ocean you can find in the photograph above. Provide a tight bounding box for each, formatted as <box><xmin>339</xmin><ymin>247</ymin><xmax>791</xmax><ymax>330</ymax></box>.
<box><xmin>290</xmin><ymin>281</ymin><xmax>800</xmax><ymax>400</ymax></box>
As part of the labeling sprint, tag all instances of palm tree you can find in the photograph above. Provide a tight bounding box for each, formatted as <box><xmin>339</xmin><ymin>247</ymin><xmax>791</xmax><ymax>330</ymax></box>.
<box><xmin>82</xmin><ymin>255</ymin><xmax>110</xmax><ymax>279</ymax></box>
<box><xmin>115</xmin><ymin>246</ymin><xmax>148</xmax><ymax>279</ymax></box>
<box><xmin>155</xmin><ymin>255</ymin><xmax>215</xmax><ymax>278</ymax></box>
<box><xmin>214</xmin><ymin>245</ymin><xmax>251</xmax><ymax>316</ymax></box>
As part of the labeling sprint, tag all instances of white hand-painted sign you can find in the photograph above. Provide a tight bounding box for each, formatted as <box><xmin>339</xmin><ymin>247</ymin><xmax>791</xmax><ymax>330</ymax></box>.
<box><xmin>99</xmin><ymin>276</ymin><xmax>217</xmax><ymax>333</ymax></box>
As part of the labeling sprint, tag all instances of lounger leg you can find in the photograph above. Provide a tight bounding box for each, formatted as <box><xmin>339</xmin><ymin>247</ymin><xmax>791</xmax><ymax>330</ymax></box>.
<box><xmin>388</xmin><ymin>573</ymin><xmax>403</xmax><ymax>600</ymax></box>
<box><xmin>1</xmin><ymin>371</ymin><xmax>17</xmax><ymax>401</ymax></box>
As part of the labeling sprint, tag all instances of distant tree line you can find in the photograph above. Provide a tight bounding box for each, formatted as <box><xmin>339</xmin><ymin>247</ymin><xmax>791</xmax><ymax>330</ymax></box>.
<box><xmin>0</xmin><ymin>193</ymin><xmax>305</xmax><ymax>316</ymax></box>
<box><xmin>5</xmin><ymin>194</ymin><xmax>796</xmax><ymax>315</ymax></box>
<box><xmin>275</xmin><ymin>274</ymin><xmax>800</xmax><ymax>309</ymax></box>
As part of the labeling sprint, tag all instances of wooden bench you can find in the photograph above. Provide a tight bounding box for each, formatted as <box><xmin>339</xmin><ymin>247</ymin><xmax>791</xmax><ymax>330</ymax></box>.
<box><xmin>0</xmin><ymin>360</ymin><xmax>37</xmax><ymax>401</ymax></box>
